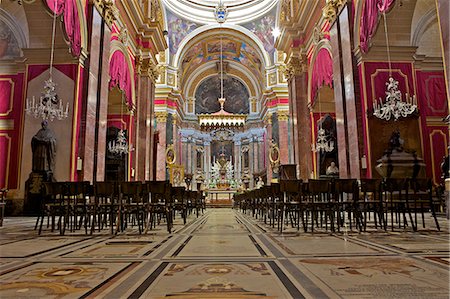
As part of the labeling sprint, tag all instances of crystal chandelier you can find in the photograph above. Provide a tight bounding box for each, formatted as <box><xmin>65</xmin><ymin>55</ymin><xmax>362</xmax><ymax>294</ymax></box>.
<box><xmin>108</xmin><ymin>129</ymin><xmax>129</xmax><ymax>155</ymax></box>
<box><xmin>372</xmin><ymin>11</ymin><xmax>417</xmax><ymax>121</ymax></box>
<box><xmin>108</xmin><ymin>91</ymin><xmax>129</xmax><ymax>155</ymax></box>
<box><xmin>25</xmin><ymin>1</ymin><xmax>69</xmax><ymax>121</ymax></box>
<box><xmin>373</xmin><ymin>77</ymin><xmax>417</xmax><ymax>121</ymax></box>
<box><xmin>315</xmin><ymin>126</ymin><xmax>334</xmax><ymax>152</ymax></box>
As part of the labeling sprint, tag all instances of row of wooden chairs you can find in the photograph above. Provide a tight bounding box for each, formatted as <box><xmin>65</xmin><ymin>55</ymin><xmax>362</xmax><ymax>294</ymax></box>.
<box><xmin>235</xmin><ymin>178</ymin><xmax>441</xmax><ymax>233</ymax></box>
<box><xmin>35</xmin><ymin>181</ymin><xmax>205</xmax><ymax>235</ymax></box>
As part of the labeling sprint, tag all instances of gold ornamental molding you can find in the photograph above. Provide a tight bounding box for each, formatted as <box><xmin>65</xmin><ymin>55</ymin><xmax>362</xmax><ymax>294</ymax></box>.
<box><xmin>322</xmin><ymin>0</ymin><xmax>347</xmax><ymax>23</ymax></box>
<box><xmin>94</xmin><ymin>0</ymin><xmax>118</xmax><ymax>28</ymax></box>
<box><xmin>136</xmin><ymin>56</ymin><xmax>160</xmax><ymax>82</ymax></box>
<box><xmin>155</xmin><ymin>111</ymin><xmax>168</xmax><ymax>123</ymax></box>
<box><xmin>283</xmin><ymin>55</ymin><xmax>307</xmax><ymax>81</ymax></box>
<box><xmin>264</xmin><ymin>113</ymin><xmax>273</xmax><ymax>125</ymax></box>
<box><xmin>277</xmin><ymin>110</ymin><xmax>289</xmax><ymax>122</ymax></box>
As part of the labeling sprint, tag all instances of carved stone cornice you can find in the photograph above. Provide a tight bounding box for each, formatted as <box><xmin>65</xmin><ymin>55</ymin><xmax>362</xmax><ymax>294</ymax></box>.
<box><xmin>94</xmin><ymin>0</ymin><xmax>118</xmax><ymax>28</ymax></box>
<box><xmin>322</xmin><ymin>0</ymin><xmax>347</xmax><ymax>23</ymax></box>
<box><xmin>283</xmin><ymin>55</ymin><xmax>307</xmax><ymax>81</ymax></box>
<box><xmin>155</xmin><ymin>111</ymin><xmax>168</xmax><ymax>123</ymax></box>
<box><xmin>136</xmin><ymin>56</ymin><xmax>160</xmax><ymax>82</ymax></box>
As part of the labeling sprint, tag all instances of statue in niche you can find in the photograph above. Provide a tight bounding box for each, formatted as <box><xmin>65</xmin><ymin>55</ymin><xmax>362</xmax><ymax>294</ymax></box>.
<box><xmin>31</xmin><ymin>120</ymin><xmax>57</xmax><ymax>178</ymax></box>
<box><xmin>326</xmin><ymin>161</ymin><xmax>339</xmax><ymax>176</ymax></box>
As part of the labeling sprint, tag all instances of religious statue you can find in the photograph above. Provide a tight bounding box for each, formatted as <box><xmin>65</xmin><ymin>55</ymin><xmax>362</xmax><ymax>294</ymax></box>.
<box><xmin>326</xmin><ymin>161</ymin><xmax>339</xmax><ymax>176</ymax></box>
<box><xmin>31</xmin><ymin>120</ymin><xmax>56</xmax><ymax>177</ymax></box>
<box><xmin>255</xmin><ymin>176</ymin><xmax>264</xmax><ymax>189</ymax></box>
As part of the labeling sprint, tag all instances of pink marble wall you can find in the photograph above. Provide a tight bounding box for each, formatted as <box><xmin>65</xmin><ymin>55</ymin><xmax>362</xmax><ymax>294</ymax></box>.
<box><xmin>278</xmin><ymin>119</ymin><xmax>289</xmax><ymax>165</ymax></box>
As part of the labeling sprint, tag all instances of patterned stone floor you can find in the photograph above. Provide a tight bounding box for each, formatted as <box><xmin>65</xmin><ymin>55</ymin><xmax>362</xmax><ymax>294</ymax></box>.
<box><xmin>0</xmin><ymin>209</ymin><xmax>448</xmax><ymax>298</ymax></box>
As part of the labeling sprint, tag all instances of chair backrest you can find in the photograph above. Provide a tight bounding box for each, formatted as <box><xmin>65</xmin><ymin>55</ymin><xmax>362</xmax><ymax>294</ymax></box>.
<box><xmin>144</xmin><ymin>181</ymin><xmax>169</xmax><ymax>203</ymax></box>
<box><xmin>359</xmin><ymin>179</ymin><xmax>382</xmax><ymax>193</ymax></box>
<box><xmin>94</xmin><ymin>182</ymin><xmax>117</xmax><ymax>198</ymax></box>
<box><xmin>307</xmin><ymin>179</ymin><xmax>331</xmax><ymax>194</ymax></box>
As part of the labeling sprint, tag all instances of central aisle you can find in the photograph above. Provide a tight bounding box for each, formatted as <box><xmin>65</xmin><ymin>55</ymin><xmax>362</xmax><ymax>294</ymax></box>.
<box><xmin>128</xmin><ymin>209</ymin><xmax>304</xmax><ymax>298</ymax></box>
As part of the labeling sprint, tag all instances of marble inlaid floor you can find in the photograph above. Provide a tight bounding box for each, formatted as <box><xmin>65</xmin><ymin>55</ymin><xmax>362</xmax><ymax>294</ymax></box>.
<box><xmin>0</xmin><ymin>209</ymin><xmax>448</xmax><ymax>298</ymax></box>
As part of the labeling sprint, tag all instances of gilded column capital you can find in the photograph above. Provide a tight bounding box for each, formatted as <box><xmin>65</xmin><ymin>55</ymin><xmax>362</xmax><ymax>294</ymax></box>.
<box><xmin>94</xmin><ymin>0</ymin><xmax>118</xmax><ymax>28</ymax></box>
<box><xmin>155</xmin><ymin>111</ymin><xmax>168</xmax><ymax>123</ymax></box>
<box><xmin>277</xmin><ymin>110</ymin><xmax>289</xmax><ymax>122</ymax></box>
<box><xmin>264</xmin><ymin>113</ymin><xmax>273</xmax><ymax>125</ymax></box>
<box><xmin>283</xmin><ymin>55</ymin><xmax>307</xmax><ymax>81</ymax></box>
<box><xmin>322</xmin><ymin>0</ymin><xmax>347</xmax><ymax>23</ymax></box>
<box><xmin>136</xmin><ymin>56</ymin><xmax>160</xmax><ymax>82</ymax></box>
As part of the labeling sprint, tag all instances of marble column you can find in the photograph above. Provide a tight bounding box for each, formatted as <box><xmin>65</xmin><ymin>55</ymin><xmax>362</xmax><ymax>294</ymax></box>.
<box><xmin>277</xmin><ymin>111</ymin><xmax>290</xmax><ymax>165</ymax></box>
<box><xmin>155</xmin><ymin>111</ymin><xmax>167</xmax><ymax>180</ymax></box>
<box><xmin>234</xmin><ymin>141</ymin><xmax>241</xmax><ymax>182</ymax></box>
<box><xmin>135</xmin><ymin>68</ymin><xmax>154</xmax><ymax>181</ymax></box>
<box><xmin>82</xmin><ymin>5</ymin><xmax>111</xmax><ymax>183</ymax></box>
<box><xmin>265</xmin><ymin>114</ymin><xmax>273</xmax><ymax>183</ymax></box>
<box><xmin>172</xmin><ymin>115</ymin><xmax>179</xmax><ymax>167</ymax></box>
<box><xmin>330</xmin><ymin>4</ymin><xmax>362</xmax><ymax>179</ymax></box>
<box><xmin>286</xmin><ymin>58</ymin><xmax>312</xmax><ymax>180</ymax></box>
<box><xmin>205</xmin><ymin>141</ymin><xmax>211</xmax><ymax>183</ymax></box>
<box><xmin>146</xmin><ymin>80</ymin><xmax>155</xmax><ymax>181</ymax></box>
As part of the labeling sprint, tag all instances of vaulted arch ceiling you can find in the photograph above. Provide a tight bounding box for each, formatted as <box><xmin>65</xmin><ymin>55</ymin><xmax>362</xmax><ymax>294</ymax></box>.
<box><xmin>176</xmin><ymin>27</ymin><xmax>268</xmax><ymax>101</ymax></box>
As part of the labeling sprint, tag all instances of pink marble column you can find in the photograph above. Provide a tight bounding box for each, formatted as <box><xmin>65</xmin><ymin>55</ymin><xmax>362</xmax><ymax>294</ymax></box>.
<box><xmin>146</xmin><ymin>81</ymin><xmax>155</xmax><ymax>181</ymax></box>
<box><xmin>234</xmin><ymin>142</ymin><xmax>241</xmax><ymax>182</ymax></box>
<box><xmin>289</xmin><ymin>73</ymin><xmax>312</xmax><ymax>180</ymax></box>
<box><xmin>277</xmin><ymin>111</ymin><xmax>289</xmax><ymax>165</ymax></box>
<box><xmin>265</xmin><ymin>114</ymin><xmax>273</xmax><ymax>183</ymax></box>
<box><xmin>135</xmin><ymin>75</ymin><xmax>153</xmax><ymax>181</ymax></box>
<box><xmin>155</xmin><ymin>112</ymin><xmax>167</xmax><ymax>180</ymax></box>
<box><xmin>81</xmin><ymin>6</ymin><xmax>111</xmax><ymax>183</ymax></box>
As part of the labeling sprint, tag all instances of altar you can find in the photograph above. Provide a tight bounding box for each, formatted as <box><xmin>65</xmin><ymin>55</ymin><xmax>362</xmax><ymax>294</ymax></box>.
<box><xmin>206</xmin><ymin>190</ymin><xmax>235</xmax><ymax>207</ymax></box>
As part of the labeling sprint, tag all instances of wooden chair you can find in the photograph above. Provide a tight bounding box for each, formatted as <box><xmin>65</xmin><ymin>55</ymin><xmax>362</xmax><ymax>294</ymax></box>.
<box><xmin>381</xmin><ymin>178</ymin><xmax>415</xmax><ymax>231</ymax></box>
<box><xmin>143</xmin><ymin>181</ymin><xmax>172</xmax><ymax>233</ymax></box>
<box><xmin>91</xmin><ymin>182</ymin><xmax>118</xmax><ymax>234</ymax></box>
<box><xmin>280</xmin><ymin>180</ymin><xmax>305</xmax><ymax>232</ymax></box>
<box><xmin>120</xmin><ymin>181</ymin><xmax>144</xmax><ymax>234</ymax></box>
<box><xmin>359</xmin><ymin>179</ymin><xmax>385</xmax><ymax>231</ymax></box>
<box><xmin>407</xmin><ymin>179</ymin><xmax>440</xmax><ymax>231</ymax></box>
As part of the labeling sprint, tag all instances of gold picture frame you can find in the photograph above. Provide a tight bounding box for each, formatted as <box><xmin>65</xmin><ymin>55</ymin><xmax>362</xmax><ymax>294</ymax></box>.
<box><xmin>166</xmin><ymin>143</ymin><xmax>176</xmax><ymax>165</ymax></box>
<box><xmin>169</xmin><ymin>164</ymin><xmax>184</xmax><ymax>186</ymax></box>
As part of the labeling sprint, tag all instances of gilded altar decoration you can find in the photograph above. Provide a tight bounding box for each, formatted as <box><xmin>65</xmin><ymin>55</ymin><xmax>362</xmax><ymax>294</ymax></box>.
<box><xmin>169</xmin><ymin>164</ymin><xmax>184</xmax><ymax>186</ymax></box>
<box><xmin>269</xmin><ymin>139</ymin><xmax>280</xmax><ymax>173</ymax></box>
<box><xmin>166</xmin><ymin>143</ymin><xmax>176</xmax><ymax>165</ymax></box>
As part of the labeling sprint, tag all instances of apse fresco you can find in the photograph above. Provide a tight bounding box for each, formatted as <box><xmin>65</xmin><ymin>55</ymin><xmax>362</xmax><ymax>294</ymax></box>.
<box><xmin>242</xmin><ymin>7</ymin><xmax>276</xmax><ymax>58</ymax></box>
<box><xmin>195</xmin><ymin>75</ymin><xmax>249</xmax><ymax>114</ymax></box>
<box><xmin>0</xmin><ymin>20</ymin><xmax>21</xmax><ymax>60</ymax></box>
<box><xmin>167</xmin><ymin>11</ymin><xmax>199</xmax><ymax>54</ymax></box>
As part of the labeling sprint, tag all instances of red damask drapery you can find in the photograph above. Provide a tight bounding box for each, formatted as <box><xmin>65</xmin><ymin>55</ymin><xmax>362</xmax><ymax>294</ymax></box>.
<box><xmin>360</xmin><ymin>0</ymin><xmax>395</xmax><ymax>53</ymax></box>
<box><xmin>45</xmin><ymin>0</ymin><xmax>82</xmax><ymax>57</ymax></box>
<box><xmin>109</xmin><ymin>50</ymin><xmax>133</xmax><ymax>107</ymax></box>
<box><xmin>311</xmin><ymin>48</ymin><xmax>333</xmax><ymax>102</ymax></box>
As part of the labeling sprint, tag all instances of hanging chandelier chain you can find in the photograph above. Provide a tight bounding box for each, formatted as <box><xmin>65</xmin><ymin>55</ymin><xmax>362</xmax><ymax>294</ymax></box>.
<box><xmin>49</xmin><ymin>1</ymin><xmax>57</xmax><ymax>78</ymax></box>
<box><xmin>220</xmin><ymin>34</ymin><xmax>223</xmax><ymax>99</ymax></box>
<box><xmin>382</xmin><ymin>12</ymin><xmax>392</xmax><ymax>76</ymax></box>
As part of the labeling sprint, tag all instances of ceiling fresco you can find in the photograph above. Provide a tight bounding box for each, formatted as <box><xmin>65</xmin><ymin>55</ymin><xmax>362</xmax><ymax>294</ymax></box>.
<box><xmin>181</xmin><ymin>37</ymin><xmax>263</xmax><ymax>82</ymax></box>
<box><xmin>167</xmin><ymin>10</ymin><xmax>200</xmax><ymax>55</ymax></box>
<box><xmin>195</xmin><ymin>75</ymin><xmax>250</xmax><ymax>115</ymax></box>
<box><xmin>241</xmin><ymin>7</ymin><xmax>276</xmax><ymax>59</ymax></box>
